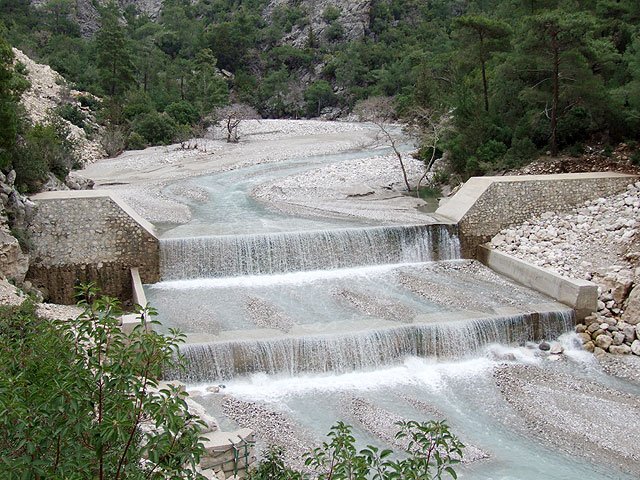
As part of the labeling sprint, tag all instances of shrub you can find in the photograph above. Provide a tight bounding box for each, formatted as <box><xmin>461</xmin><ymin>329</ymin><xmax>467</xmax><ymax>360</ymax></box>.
<box><xmin>55</xmin><ymin>103</ymin><xmax>86</xmax><ymax>128</ymax></box>
<box><xmin>126</xmin><ymin>131</ymin><xmax>147</xmax><ymax>150</ymax></box>
<box><xmin>504</xmin><ymin>137</ymin><xmax>538</xmax><ymax>167</ymax></box>
<box><xmin>13</xmin><ymin>119</ymin><xmax>77</xmax><ymax>191</ymax></box>
<box><xmin>166</xmin><ymin>100</ymin><xmax>200</xmax><ymax>126</ymax></box>
<box><xmin>133</xmin><ymin>111</ymin><xmax>177</xmax><ymax>145</ymax></box>
<box><xmin>101</xmin><ymin>125</ymin><xmax>127</xmax><ymax>157</ymax></box>
<box><xmin>249</xmin><ymin>420</ymin><xmax>463</xmax><ymax>480</ymax></box>
<box><xmin>78</xmin><ymin>94</ymin><xmax>101</xmax><ymax>111</ymax></box>
<box><xmin>0</xmin><ymin>286</ymin><xmax>205</xmax><ymax>480</ymax></box>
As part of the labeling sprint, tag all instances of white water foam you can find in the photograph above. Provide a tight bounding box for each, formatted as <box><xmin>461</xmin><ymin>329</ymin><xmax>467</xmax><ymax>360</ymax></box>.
<box><xmin>188</xmin><ymin>355</ymin><xmax>499</xmax><ymax>402</ymax></box>
<box><xmin>154</xmin><ymin>261</ymin><xmax>466</xmax><ymax>290</ymax></box>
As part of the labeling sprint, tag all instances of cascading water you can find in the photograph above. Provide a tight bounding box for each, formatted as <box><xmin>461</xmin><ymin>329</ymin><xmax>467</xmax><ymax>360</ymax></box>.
<box><xmin>173</xmin><ymin>310</ymin><xmax>575</xmax><ymax>382</ymax></box>
<box><xmin>145</xmin><ymin>135</ymin><xmax>636</xmax><ymax>480</ymax></box>
<box><xmin>160</xmin><ymin>224</ymin><xmax>461</xmax><ymax>280</ymax></box>
<box><xmin>151</xmin><ymin>219</ymin><xmax>576</xmax><ymax>382</ymax></box>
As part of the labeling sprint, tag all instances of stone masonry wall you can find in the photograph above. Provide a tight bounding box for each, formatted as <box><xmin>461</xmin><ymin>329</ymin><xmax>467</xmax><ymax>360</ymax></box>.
<box><xmin>436</xmin><ymin>173</ymin><xmax>637</xmax><ymax>257</ymax></box>
<box><xmin>27</xmin><ymin>191</ymin><xmax>159</xmax><ymax>304</ymax></box>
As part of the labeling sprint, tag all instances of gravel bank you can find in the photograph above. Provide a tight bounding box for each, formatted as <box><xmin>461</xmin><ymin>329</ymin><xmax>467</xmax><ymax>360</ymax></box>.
<box><xmin>79</xmin><ymin>120</ymin><xmax>435</xmax><ymax>227</ymax></box>
<box><xmin>221</xmin><ymin>396</ymin><xmax>316</xmax><ymax>472</ymax></box>
<box><xmin>494</xmin><ymin>363</ymin><xmax>640</xmax><ymax>475</ymax></box>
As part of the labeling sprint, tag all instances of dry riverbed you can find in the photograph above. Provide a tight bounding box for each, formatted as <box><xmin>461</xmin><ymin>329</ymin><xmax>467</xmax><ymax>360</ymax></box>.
<box><xmin>79</xmin><ymin>120</ymin><xmax>430</xmax><ymax>226</ymax></box>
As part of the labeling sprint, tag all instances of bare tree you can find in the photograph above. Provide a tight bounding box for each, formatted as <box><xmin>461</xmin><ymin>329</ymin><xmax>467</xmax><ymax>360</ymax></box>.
<box><xmin>214</xmin><ymin>103</ymin><xmax>259</xmax><ymax>143</ymax></box>
<box><xmin>407</xmin><ymin>107</ymin><xmax>451</xmax><ymax>193</ymax></box>
<box><xmin>354</xmin><ymin>96</ymin><xmax>412</xmax><ymax>192</ymax></box>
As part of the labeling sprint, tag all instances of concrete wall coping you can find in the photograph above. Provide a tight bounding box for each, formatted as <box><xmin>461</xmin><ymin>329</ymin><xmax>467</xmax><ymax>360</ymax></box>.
<box><xmin>130</xmin><ymin>268</ymin><xmax>148</xmax><ymax>306</ymax></box>
<box><xmin>436</xmin><ymin>172</ymin><xmax>638</xmax><ymax>223</ymax></box>
<box><xmin>477</xmin><ymin>245</ymin><xmax>598</xmax><ymax>320</ymax></box>
<box><xmin>31</xmin><ymin>190</ymin><xmax>158</xmax><ymax>239</ymax></box>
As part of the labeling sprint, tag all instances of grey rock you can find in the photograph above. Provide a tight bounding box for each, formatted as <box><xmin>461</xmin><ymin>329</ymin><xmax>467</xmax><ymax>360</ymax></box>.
<box><xmin>539</xmin><ymin>341</ymin><xmax>551</xmax><ymax>351</ymax></box>
<box><xmin>549</xmin><ymin>342</ymin><xmax>564</xmax><ymax>355</ymax></box>
<box><xmin>622</xmin><ymin>285</ymin><xmax>640</xmax><ymax>325</ymax></box>
<box><xmin>6</xmin><ymin>170</ymin><xmax>16</xmax><ymax>186</ymax></box>
<box><xmin>595</xmin><ymin>334</ymin><xmax>613</xmax><ymax>350</ymax></box>
<box><xmin>612</xmin><ymin>332</ymin><xmax>626</xmax><ymax>346</ymax></box>
<box><xmin>631</xmin><ymin>340</ymin><xmax>640</xmax><ymax>356</ymax></box>
<box><xmin>620</xmin><ymin>323</ymin><xmax>636</xmax><ymax>344</ymax></box>
<box><xmin>609</xmin><ymin>344</ymin><xmax>632</xmax><ymax>355</ymax></box>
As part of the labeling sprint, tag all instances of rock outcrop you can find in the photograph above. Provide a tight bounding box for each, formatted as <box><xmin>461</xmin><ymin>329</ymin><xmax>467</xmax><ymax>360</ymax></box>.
<box><xmin>264</xmin><ymin>0</ymin><xmax>372</xmax><ymax>47</ymax></box>
<box><xmin>13</xmin><ymin>48</ymin><xmax>106</xmax><ymax>166</ymax></box>
<box><xmin>0</xmin><ymin>170</ymin><xmax>32</xmax><ymax>284</ymax></box>
<box><xmin>31</xmin><ymin>0</ymin><xmax>163</xmax><ymax>37</ymax></box>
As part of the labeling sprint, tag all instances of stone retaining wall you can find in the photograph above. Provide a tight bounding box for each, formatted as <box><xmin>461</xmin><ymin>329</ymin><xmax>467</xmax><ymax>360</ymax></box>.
<box><xmin>27</xmin><ymin>191</ymin><xmax>160</xmax><ymax>304</ymax></box>
<box><xmin>436</xmin><ymin>172</ymin><xmax>637</xmax><ymax>257</ymax></box>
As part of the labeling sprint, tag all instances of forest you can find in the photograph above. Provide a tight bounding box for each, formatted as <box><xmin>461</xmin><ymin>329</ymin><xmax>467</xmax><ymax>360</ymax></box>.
<box><xmin>1</xmin><ymin>0</ymin><xmax>639</xmax><ymax>190</ymax></box>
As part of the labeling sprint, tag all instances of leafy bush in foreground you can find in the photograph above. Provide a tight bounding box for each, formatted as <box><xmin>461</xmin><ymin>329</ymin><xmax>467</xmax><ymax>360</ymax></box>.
<box><xmin>0</xmin><ymin>285</ymin><xmax>205</xmax><ymax>480</ymax></box>
<box><xmin>250</xmin><ymin>420</ymin><xmax>464</xmax><ymax>480</ymax></box>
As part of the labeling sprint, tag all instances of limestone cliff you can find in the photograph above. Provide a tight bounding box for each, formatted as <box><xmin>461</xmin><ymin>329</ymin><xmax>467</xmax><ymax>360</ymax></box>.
<box><xmin>31</xmin><ymin>0</ymin><xmax>163</xmax><ymax>37</ymax></box>
<box><xmin>264</xmin><ymin>0</ymin><xmax>372</xmax><ymax>47</ymax></box>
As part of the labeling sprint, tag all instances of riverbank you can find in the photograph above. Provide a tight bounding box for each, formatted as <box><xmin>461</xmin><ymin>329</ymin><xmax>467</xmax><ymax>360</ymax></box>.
<box><xmin>78</xmin><ymin>120</ymin><xmax>429</xmax><ymax>226</ymax></box>
<box><xmin>490</xmin><ymin>181</ymin><xmax>640</xmax><ymax>356</ymax></box>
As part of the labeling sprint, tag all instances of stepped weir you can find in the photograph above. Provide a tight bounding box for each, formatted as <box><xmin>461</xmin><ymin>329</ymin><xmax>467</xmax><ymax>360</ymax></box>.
<box><xmin>149</xmin><ymin>223</ymin><xmax>575</xmax><ymax>383</ymax></box>
<box><xmin>159</xmin><ymin>224</ymin><xmax>461</xmax><ymax>280</ymax></box>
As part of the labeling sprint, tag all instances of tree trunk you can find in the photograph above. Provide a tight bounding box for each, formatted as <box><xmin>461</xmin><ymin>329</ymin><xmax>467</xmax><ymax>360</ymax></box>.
<box><xmin>479</xmin><ymin>34</ymin><xmax>489</xmax><ymax>112</ymax></box>
<box><xmin>550</xmin><ymin>29</ymin><xmax>560</xmax><ymax>156</ymax></box>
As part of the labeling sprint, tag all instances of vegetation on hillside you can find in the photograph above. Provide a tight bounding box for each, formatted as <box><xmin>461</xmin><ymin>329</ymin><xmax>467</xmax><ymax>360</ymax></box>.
<box><xmin>1</xmin><ymin>0</ymin><xmax>639</xmax><ymax>184</ymax></box>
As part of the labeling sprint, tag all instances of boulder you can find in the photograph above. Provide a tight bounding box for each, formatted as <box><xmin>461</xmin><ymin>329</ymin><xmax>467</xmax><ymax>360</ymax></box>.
<box><xmin>577</xmin><ymin>332</ymin><xmax>591</xmax><ymax>344</ymax></box>
<box><xmin>619</xmin><ymin>323</ymin><xmax>636</xmax><ymax>344</ymax></box>
<box><xmin>609</xmin><ymin>344</ymin><xmax>631</xmax><ymax>355</ymax></box>
<box><xmin>621</xmin><ymin>285</ymin><xmax>640</xmax><ymax>325</ymax></box>
<box><xmin>612</xmin><ymin>331</ymin><xmax>626</xmax><ymax>346</ymax></box>
<box><xmin>631</xmin><ymin>340</ymin><xmax>640</xmax><ymax>356</ymax></box>
<box><xmin>594</xmin><ymin>334</ymin><xmax>613</xmax><ymax>350</ymax></box>
<box><xmin>0</xmin><ymin>223</ymin><xmax>29</xmax><ymax>283</ymax></box>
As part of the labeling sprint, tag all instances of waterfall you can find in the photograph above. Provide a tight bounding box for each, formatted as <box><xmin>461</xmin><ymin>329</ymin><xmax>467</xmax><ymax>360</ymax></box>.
<box><xmin>160</xmin><ymin>224</ymin><xmax>461</xmax><ymax>280</ymax></box>
<box><xmin>171</xmin><ymin>309</ymin><xmax>576</xmax><ymax>382</ymax></box>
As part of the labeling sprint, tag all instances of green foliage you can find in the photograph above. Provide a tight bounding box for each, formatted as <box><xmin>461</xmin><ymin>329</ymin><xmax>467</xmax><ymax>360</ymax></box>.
<box><xmin>133</xmin><ymin>111</ymin><xmax>177</xmax><ymax>145</ymax></box>
<box><xmin>0</xmin><ymin>287</ymin><xmax>205</xmax><ymax>480</ymax></box>
<box><xmin>95</xmin><ymin>4</ymin><xmax>135</xmax><ymax>97</ymax></box>
<box><xmin>127</xmin><ymin>131</ymin><xmax>147</xmax><ymax>150</ymax></box>
<box><xmin>166</xmin><ymin>100</ymin><xmax>200</xmax><ymax>126</ymax></box>
<box><xmin>249</xmin><ymin>446</ymin><xmax>303</xmax><ymax>480</ymax></box>
<box><xmin>54</xmin><ymin>103</ymin><xmax>86</xmax><ymax>128</ymax></box>
<box><xmin>0</xmin><ymin>27</ymin><xmax>28</xmax><ymax>171</ymax></box>
<box><xmin>304</xmin><ymin>80</ymin><xmax>336</xmax><ymax>117</ymax></box>
<box><xmin>13</xmin><ymin>119</ymin><xmax>77</xmax><ymax>191</ymax></box>
<box><xmin>249</xmin><ymin>420</ymin><xmax>463</xmax><ymax>480</ymax></box>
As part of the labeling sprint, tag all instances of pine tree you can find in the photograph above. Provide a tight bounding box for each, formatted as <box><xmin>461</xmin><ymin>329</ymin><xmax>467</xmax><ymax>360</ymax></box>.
<box><xmin>453</xmin><ymin>15</ymin><xmax>511</xmax><ymax>112</ymax></box>
<box><xmin>95</xmin><ymin>4</ymin><xmax>134</xmax><ymax>97</ymax></box>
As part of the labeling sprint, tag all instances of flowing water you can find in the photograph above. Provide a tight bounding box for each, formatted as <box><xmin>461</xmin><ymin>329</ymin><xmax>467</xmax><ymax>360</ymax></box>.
<box><xmin>145</xmin><ymin>145</ymin><xmax>625</xmax><ymax>479</ymax></box>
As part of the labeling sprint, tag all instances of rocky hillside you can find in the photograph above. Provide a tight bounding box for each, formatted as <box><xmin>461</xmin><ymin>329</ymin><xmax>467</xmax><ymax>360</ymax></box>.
<box><xmin>13</xmin><ymin>48</ymin><xmax>105</xmax><ymax>167</ymax></box>
<box><xmin>31</xmin><ymin>0</ymin><xmax>163</xmax><ymax>36</ymax></box>
<box><xmin>264</xmin><ymin>0</ymin><xmax>371</xmax><ymax>47</ymax></box>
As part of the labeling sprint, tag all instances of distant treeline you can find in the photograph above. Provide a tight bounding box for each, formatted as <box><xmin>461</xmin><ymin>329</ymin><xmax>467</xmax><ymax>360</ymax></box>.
<box><xmin>1</xmin><ymin>0</ymin><xmax>639</xmax><ymax>182</ymax></box>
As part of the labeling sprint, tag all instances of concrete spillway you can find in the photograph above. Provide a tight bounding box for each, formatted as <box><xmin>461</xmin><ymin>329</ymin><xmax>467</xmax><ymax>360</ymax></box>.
<box><xmin>159</xmin><ymin>224</ymin><xmax>460</xmax><ymax>280</ymax></box>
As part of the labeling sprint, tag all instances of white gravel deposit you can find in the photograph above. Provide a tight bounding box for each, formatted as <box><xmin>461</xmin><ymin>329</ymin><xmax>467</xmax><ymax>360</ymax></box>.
<box><xmin>490</xmin><ymin>182</ymin><xmax>640</xmax><ymax>280</ymax></box>
<box><xmin>78</xmin><ymin>120</ymin><xmax>435</xmax><ymax>227</ymax></box>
